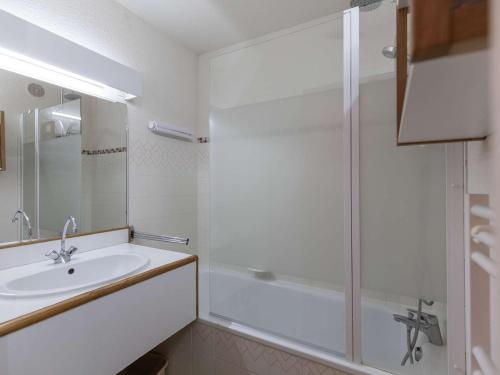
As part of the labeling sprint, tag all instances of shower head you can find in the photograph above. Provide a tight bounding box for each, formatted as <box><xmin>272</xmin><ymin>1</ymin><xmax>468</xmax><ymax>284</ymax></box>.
<box><xmin>382</xmin><ymin>45</ymin><xmax>397</xmax><ymax>59</ymax></box>
<box><xmin>350</xmin><ymin>0</ymin><xmax>383</xmax><ymax>11</ymax></box>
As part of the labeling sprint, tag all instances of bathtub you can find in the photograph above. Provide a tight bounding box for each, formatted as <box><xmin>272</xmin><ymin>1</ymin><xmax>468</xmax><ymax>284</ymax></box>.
<box><xmin>201</xmin><ymin>266</ymin><xmax>447</xmax><ymax>375</ymax></box>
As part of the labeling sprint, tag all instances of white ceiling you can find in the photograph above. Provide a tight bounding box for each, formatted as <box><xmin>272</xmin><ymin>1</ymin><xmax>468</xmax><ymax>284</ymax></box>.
<box><xmin>115</xmin><ymin>0</ymin><xmax>351</xmax><ymax>54</ymax></box>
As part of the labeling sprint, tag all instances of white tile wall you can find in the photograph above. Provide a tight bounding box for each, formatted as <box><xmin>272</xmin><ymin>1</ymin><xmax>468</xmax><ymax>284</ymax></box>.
<box><xmin>196</xmin><ymin>144</ymin><xmax>210</xmax><ymax>267</ymax></box>
<box><xmin>129</xmin><ymin>131</ymin><xmax>199</xmax><ymax>254</ymax></box>
<box><xmin>161</xmin><ymin>322</ymin><xmax>351</xmax><ymax>375</ymax></box>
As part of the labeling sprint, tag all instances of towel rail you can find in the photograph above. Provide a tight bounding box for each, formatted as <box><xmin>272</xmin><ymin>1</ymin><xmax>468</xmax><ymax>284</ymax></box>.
<box><xmin>471</xmin><ymin>231</ymin><xmax>496</xmax><ymax>249</ymax></box>
<box><xmin>471</xmin><ymin>205</ymin><xmax>496</xmax><ymax>221</ymax></box>
<box><xmin>472</xmin><ymin>346</ymin><xmax>498</xmax><ymax>375</ymax></box>
<box><xmin>130</xmin><ymin>226</ymin><xmax>189</xmax><ymax>245</ymax></box>
<box><xmin>471</xmin><ymin>252</ymin><xmax>497</xmax><ymax>277</ymax></box>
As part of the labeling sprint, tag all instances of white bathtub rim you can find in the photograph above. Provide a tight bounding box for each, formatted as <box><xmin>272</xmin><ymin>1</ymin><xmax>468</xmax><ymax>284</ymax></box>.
<box><xmin>205</xmin><ymin>264</ymin><xmax>447</xmax><ymax>319</ymax></box>
<box><xmin>199</xmin><ymin>313</ymin><xmax>393</xmax><ymax>375</ymax></box>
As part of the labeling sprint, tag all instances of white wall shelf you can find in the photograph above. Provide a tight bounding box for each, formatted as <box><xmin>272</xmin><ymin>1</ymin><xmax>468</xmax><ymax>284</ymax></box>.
<box><xmin>399</xmin><ymin>51</ymin><xmax>489</xmax><ymax>144</ymax></box>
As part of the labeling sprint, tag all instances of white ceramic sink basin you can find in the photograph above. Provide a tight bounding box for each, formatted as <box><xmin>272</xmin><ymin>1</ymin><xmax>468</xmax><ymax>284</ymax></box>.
<box><xmin>0</xmin><ymin>253</ymin><xmax>149</xmax><ymax>298</ymax></box>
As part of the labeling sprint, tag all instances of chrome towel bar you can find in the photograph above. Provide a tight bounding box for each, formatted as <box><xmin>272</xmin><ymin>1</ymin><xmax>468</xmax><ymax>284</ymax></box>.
<box><xmin>130</xmin><ymin>226</ymin><xmax>189</xmax><ymax>245</ymax></box>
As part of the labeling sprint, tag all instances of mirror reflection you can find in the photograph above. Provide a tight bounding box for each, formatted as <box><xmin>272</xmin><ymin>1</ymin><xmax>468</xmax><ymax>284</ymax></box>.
<box><xmin>0</xmin><ymin>69</ymin><xmax>127</xmax><ymax>246</ymax></box>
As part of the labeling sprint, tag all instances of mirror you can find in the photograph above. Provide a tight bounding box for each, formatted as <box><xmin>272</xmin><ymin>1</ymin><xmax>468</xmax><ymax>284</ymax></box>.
<box><xmin>0</xmin><ymin>69</ymin><xmax>127</xmax><ymax>247</ymax></box>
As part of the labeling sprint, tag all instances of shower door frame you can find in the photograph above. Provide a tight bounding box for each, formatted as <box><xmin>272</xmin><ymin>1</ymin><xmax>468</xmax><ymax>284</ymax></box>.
<box><xmin>343</xmin><ymin>7</ymin><xmax>466</xmax><ymax>374</ymax></box>
<box><xmin>18</xmin><ymin>109</ymin><xmax>41</xmax><ymax>240</ymax></box>
<box><xmin>204</xmin><ymin>6</ymin><xmax>466</xmax><ymax>375</ymax></box>
<box><xmin>343</xmin><ymin>6</ymin><xmax>360</xmax><ymax>364</ymax></box>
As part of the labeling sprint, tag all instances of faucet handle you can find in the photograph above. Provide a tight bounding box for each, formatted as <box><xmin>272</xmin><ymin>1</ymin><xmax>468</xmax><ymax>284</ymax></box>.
<box><xmin>407</xmin><ymin>308</ymin><xmax>439</xmax><ymax>325</ymax></box>
<box><xmin>64</xmin><ymin>246</ymin><xmax>78</xmax><ymax>256</ymax></box>
<box><xmin>407</xmin><ymin>308</ymin><xmax>437</xmax><ymax>318</ymax></box>
<box><xmin>45</xmin><ymin>250</ymin><xmax>61</xmax><ymax>263</ymax></box>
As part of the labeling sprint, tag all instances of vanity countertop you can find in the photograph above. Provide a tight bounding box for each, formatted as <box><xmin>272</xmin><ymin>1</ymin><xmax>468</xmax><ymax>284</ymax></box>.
<box><xmin>0</xmin><ymin>243</ymin><xmax>197</xmax><ymax>336</ymax></box>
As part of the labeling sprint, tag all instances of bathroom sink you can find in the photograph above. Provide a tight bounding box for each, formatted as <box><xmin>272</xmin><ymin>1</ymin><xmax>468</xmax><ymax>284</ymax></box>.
<box><xmin>0</xmin><ymin>253</ymin><xmax>149</xmax><ymax>298</ymax></box>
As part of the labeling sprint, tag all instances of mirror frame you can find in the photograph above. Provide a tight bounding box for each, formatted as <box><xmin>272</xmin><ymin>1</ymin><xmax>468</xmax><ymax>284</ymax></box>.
<box><xmin>0</xmin><ymin>226</ymin><xmax>131</xmax><ymax>250</ymax></box>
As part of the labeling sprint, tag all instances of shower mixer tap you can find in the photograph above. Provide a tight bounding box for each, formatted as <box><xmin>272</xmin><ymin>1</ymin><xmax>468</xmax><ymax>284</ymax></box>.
<box><xmin>393</xmin><ymin>299</ymin><xmax>443</xmax><ymax>366</ymax></box>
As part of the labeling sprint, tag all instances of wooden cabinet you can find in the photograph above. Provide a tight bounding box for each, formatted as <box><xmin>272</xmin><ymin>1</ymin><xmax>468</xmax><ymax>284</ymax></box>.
<box><xmin>397</xmin><ymin>0</ymin><xmax>489</xmax><ymax>145</ymax></box>
<box><xmin>411</xmin><ymin>0</ymin><xmax>488</xmax><ymax>61</ymax></box>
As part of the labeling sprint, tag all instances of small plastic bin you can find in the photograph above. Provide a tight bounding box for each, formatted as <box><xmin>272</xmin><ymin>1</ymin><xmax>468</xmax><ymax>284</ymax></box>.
<box><xmin>118</xmin><ymin>351</ymin><xmax>168</xmax><ymax>375</ymax></box>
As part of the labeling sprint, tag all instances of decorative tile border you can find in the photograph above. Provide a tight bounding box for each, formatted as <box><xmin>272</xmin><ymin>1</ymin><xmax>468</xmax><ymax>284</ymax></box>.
<box><xmin>197</xmin><ymin>137</ymin><xmax>209</xmax><ymax>143</ymax></box>
<box><xmin>81</xmin><ymin>146</ymin><xmax>127</xmax><ymax>155</ymax></box>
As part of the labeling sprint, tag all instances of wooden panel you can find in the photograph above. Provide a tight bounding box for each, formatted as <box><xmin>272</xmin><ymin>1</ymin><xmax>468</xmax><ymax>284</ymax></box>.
<box><xmin>411</xmin><ymin>0</ymin><xmax>488</xmax><ymax>62</ymax></box>
<box><xmin>411</xmin><ymin>0</ymin><xmax>452</xmax><ymax>61</ymax></box>
<box><xmin>0</xmin><ymin>111</ymin><xmax>5</xmax><ymax>172</ymax></box>
<box><xmin>452</xmin><ymin>0</ymin><xmax>488</xmax><ymax>43</ymax></box>
<box><xmin>396</xmin><ymin>7</ymin><xmax>408</xmax><ymax>140</ymax></box>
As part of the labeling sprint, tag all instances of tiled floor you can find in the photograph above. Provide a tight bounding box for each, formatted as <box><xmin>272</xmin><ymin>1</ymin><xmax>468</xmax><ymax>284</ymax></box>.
<box><xmin>163</xmin><ymin>321</ymin><xmax>350</xmax><ymax>375</ymax></box>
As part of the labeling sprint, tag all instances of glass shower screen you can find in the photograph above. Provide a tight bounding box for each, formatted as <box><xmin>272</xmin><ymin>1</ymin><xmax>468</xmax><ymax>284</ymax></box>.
<box><xmin>209</xmin><ymin>13</ymin><xmax>347</xmax><ymax>356</ymax></box>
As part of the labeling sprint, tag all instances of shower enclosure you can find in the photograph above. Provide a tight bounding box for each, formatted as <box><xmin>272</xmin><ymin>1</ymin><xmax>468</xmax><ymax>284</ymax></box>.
<box><xmin>20</xmin><ymin>98</ymin><xmax>82</xmax><ymax>240</ymax></box>
<box><xmin>208</xmin><ymin>3</ymin><xmax>464</xmax><ymax>374</ymax></box>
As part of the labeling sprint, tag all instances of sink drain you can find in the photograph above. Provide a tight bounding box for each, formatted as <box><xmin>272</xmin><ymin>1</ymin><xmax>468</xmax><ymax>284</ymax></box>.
<box><xmin>68</xmin><ymin>268</ymin><xmax>75</xmax><ymax>275</ymax></box>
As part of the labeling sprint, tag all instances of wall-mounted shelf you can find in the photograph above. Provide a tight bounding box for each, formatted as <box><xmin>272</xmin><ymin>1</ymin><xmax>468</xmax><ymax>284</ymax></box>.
<box><xmin>396</xmin><ymin>0</ymin><xmax>489</xmax><ymax>145</ymax></box>
<box><xmin>148</xmin><ymin>121</ymin><xmax>195</xmax><ymax>142</ymax></box>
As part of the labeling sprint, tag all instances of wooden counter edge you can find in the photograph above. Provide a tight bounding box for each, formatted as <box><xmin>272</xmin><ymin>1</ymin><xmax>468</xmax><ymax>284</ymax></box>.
<box><xmin>0</xmin><ymin>255</ymin><xmax>198</xmax><ymax>337</ymax></box>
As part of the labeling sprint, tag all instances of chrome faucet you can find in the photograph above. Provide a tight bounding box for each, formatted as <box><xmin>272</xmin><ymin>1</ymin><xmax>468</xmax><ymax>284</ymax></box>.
<box><xmin>45</xmin><ymin>216</ymin><xmax>78</xmax><ymax>264</ymax></box>
<box><xmin>393</xmin><ymin>299</ymin><xmax>443</xmax><ymax>366</ymax></box>
<box><xmin>12</xmin><ymin>210</ymin><xmax>33</xmax><ymax>240</ymax></box>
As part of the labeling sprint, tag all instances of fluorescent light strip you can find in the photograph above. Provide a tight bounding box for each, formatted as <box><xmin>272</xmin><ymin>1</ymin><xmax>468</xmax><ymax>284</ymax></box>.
<box><xmin>51</xmin><ymin>111</ymin><xmax>82</xmax><ymax>121</ymax></box>
<box><xmin>0</xmin><ymin>47</ymin><xmax>136</xmax><ymax>103</ymax></box>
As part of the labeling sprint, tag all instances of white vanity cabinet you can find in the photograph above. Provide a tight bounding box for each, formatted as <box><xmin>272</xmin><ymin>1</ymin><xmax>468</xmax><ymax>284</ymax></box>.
<box><xmin>0</xmin><ymin>249</ymin><xmax>197</xmax><ymax>375</ymax></box>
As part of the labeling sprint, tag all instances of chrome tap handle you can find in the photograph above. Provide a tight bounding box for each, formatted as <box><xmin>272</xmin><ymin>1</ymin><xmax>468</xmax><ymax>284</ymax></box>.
<box><xmin>65</xmin><ymin>246</ymin><xmax>78</xmax><ymax>255</ymax></box>
<box><xmin>45</xmin><ymin>250</ymin><xmax>62</xmax><ymax>263</ymax></box>
<box><xmin>60</xmin><ymin>245</ymin><xmax>78</xmax><ymax>263</ymax></box>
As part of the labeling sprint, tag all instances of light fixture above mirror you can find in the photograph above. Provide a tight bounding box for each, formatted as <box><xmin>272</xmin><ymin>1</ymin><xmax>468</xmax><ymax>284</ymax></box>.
<box><xmin>0</xmin><ymin>10</ymin><xmax>142</xmax><ymax>103</ymax></box>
